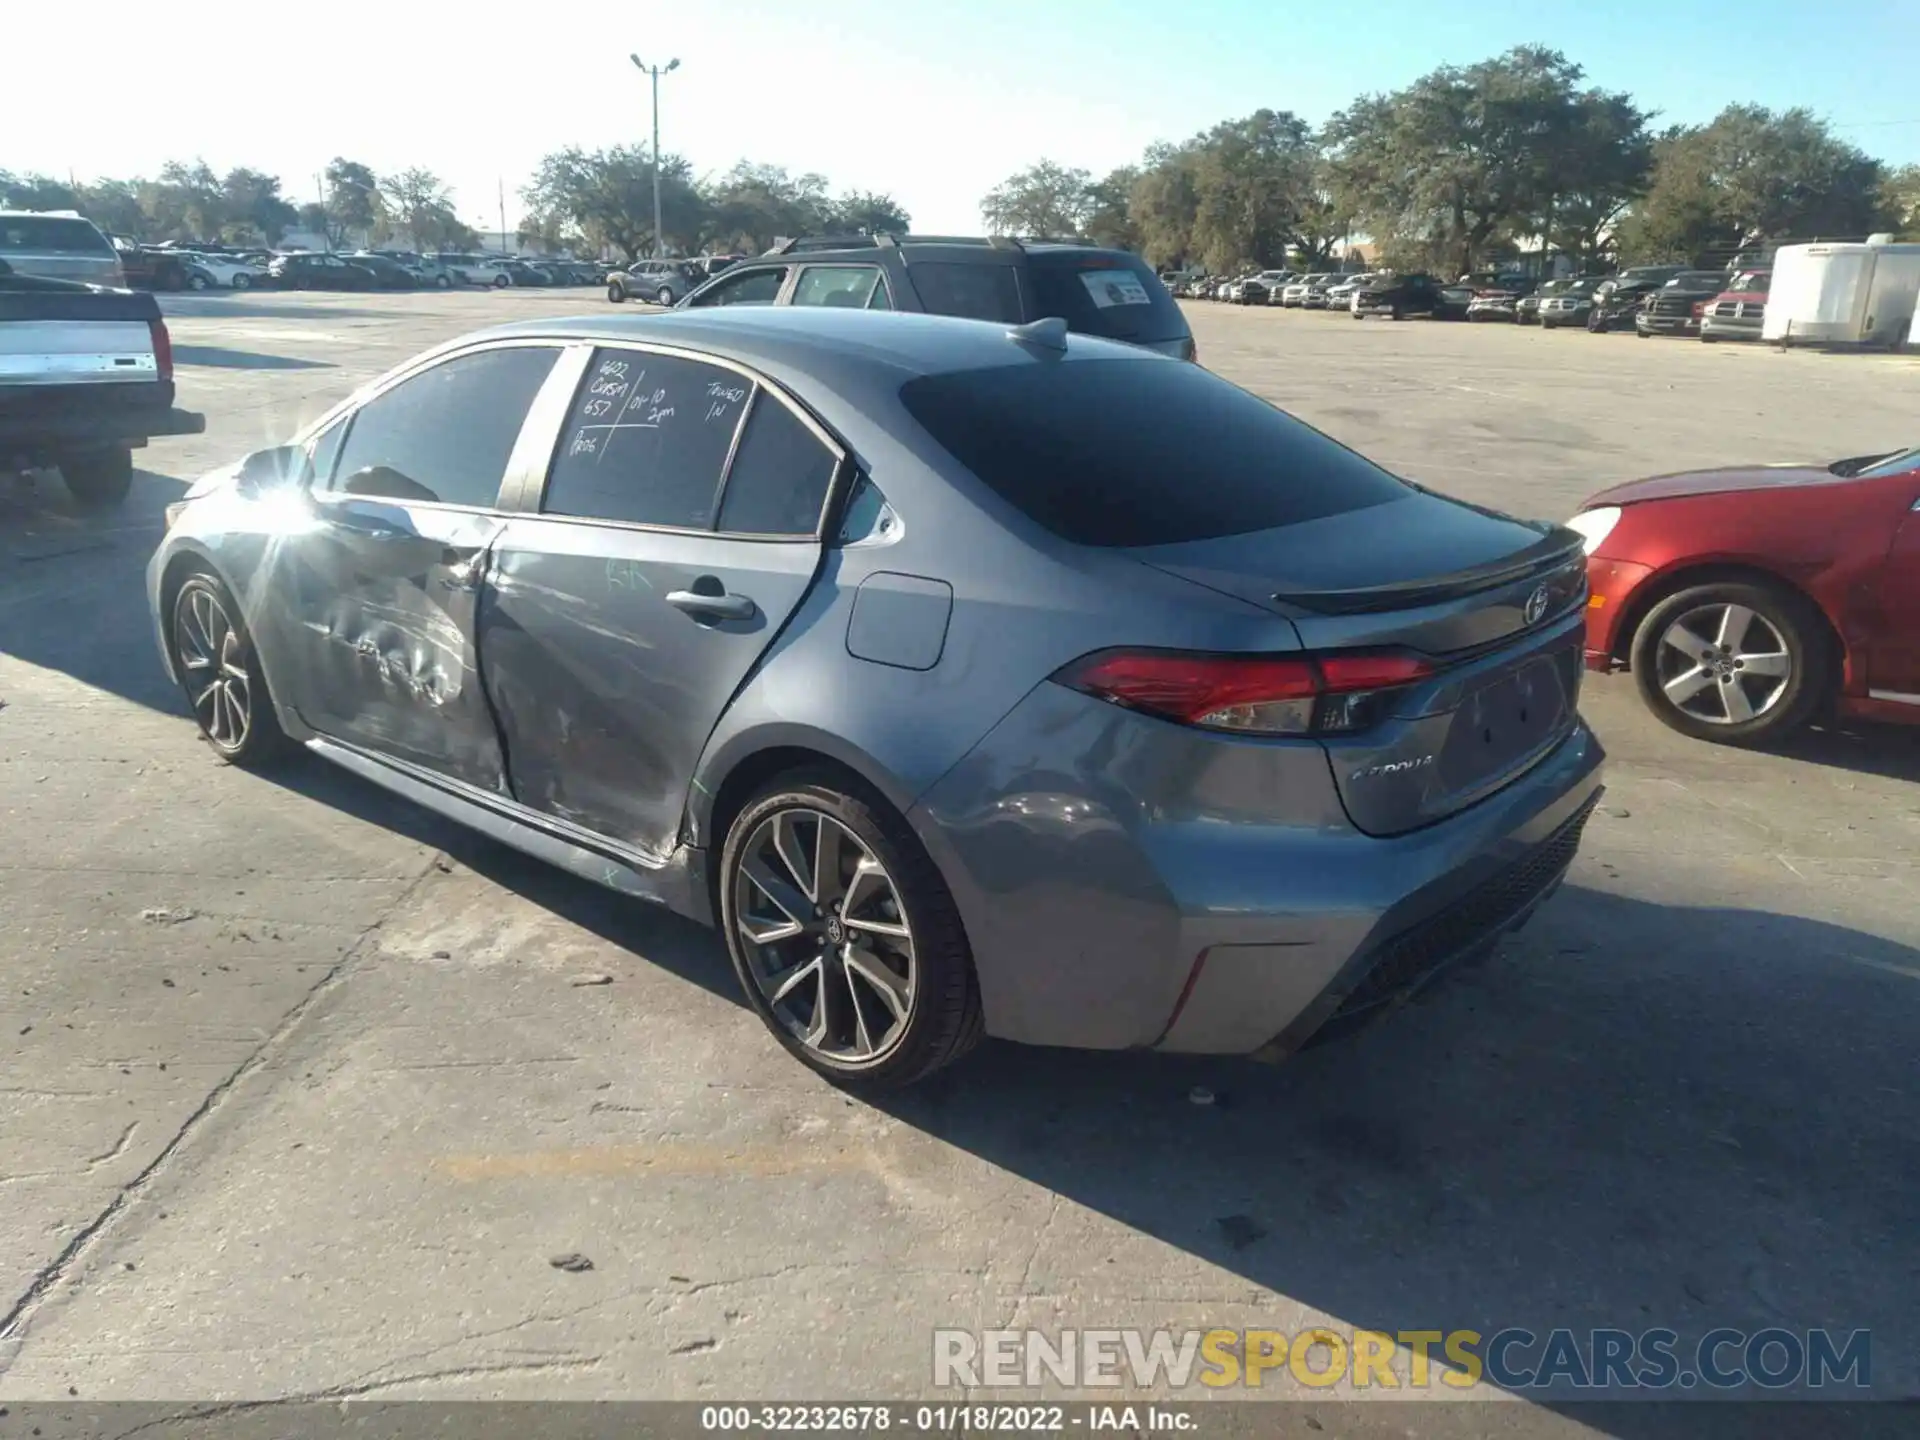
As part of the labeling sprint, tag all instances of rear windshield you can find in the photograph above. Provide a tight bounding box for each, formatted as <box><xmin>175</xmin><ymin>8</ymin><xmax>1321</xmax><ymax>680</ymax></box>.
<box><xmin>0</xmin><ymin>216</ymin><xmax>114</xmax><ymax>256</ymax></box>
<box><xmin>905</xmin><ymin>261</ymin><xmax>1024</xmax><ymax>323</ymax></box>
<box><xmin>899</xmin><ymin>359</ymin><xmax>1412</xmax><ymax>548</ymax></box>
<box><xmin>1025</xmin><ymin>254</ymin><xmax>1188</xmax><ymax>343</ymax></box>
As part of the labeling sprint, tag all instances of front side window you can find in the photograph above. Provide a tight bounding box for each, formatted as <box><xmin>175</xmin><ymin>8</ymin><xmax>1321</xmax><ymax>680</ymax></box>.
<box><xmin>329</xmin><ymin>345</ymin><xmax>559</xmax><ymax>507</ymax></box>
<box><xmin>542</xmin><ymin>348</ymin><xmax>754</xmax><ymax>528</ymax></box>
<box><xmin>715</xmin><ymin>394</ymin><xmax>839</xmax><ymax>536</ymax></box>
<box><xmin>689</xmin><ymin>266</ymin><xmax>788</xmax><ymax>307</ymax></box>
<box><xmin>791</xmin><ymin>265</ymin><xmax>881</xmax><ymax>308</ymax></box>
<box><xmin>905</xmin><ymin>261</ymin><xmax>1024</xmax><ymax>323</ymax></box>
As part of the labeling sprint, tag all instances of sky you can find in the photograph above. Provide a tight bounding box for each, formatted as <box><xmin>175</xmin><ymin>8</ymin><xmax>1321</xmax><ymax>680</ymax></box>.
<box><xmin>11</xmin><ymin>0</ymin><xmax>1920</xmax><ymax>236</ymax></box>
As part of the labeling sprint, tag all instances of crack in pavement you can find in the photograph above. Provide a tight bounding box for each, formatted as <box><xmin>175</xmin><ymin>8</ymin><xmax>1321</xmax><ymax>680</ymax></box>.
<box><xmin>97</xmin><ymin>1359</ymin><xmax>606</xmax><ymax>1440</ymax></box>
<box><xmin>0</xmin><ymin>857</ymin><xmax>446</xmax><ymax>1357</ymax></box>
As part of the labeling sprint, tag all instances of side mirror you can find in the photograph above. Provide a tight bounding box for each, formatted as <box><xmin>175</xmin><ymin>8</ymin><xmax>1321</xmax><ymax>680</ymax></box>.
<box><xmin>234</xmin><ymin>444</ymin><xmax>307</xmax><ymax>498</ymax></box>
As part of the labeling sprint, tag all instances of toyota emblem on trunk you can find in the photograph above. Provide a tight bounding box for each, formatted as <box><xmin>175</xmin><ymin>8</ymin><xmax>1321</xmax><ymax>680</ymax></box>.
<box><xmin>1523</xmin><ymin>585</ymin><xmax>1553</xmax><ymax>626</ymax></box>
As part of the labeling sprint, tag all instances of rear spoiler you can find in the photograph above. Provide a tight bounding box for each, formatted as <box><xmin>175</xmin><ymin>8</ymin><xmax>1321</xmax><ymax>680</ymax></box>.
<box><xmin>1269</xmin><ymin>528</ymin><xmax>1587</xmax><ymax>615</ymax></box>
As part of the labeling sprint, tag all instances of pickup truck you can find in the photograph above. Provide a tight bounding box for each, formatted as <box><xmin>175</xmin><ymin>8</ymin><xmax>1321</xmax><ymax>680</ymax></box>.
<box><xmin>1</xmin><ymin>259</ymin><xmax>206</xmax><ymax>509</ymax></box>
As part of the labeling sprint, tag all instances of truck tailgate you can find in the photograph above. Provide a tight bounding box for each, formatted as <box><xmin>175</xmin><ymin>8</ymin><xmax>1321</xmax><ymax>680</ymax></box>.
<box><xmin>0</xmin><ymin>318</ymin><xmax>157</xmax><ymax>386</ymax></box>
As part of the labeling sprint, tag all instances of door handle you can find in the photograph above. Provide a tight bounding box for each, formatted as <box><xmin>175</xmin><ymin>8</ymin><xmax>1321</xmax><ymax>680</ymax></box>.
<box><xmin>665</xmin><ymin>587</ymin><xmax>756</xmax><ymax>621</ymax></box>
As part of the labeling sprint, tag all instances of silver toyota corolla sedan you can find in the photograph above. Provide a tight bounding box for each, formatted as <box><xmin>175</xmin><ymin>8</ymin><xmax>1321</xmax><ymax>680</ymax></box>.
<box><xmin>148</xmin><ymin>306</ymin><xmax>1605</xmax><ymax>1087</ymax></box>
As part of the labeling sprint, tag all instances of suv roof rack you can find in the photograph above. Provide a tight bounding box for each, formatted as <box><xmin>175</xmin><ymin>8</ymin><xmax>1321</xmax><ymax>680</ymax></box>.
<box><xmin>767</xmin><ymin>233</ymin><xmax>1030</xmax><ymax>255</ymax></box>
<box><xmin>769</xmin><ymin>233</ymin><xmax>902</xmax><ymax>255</ymax></box>
<box><xmin>1012</xmin><ymin>234</ymin><xmax>1097</xmax><ymax>247</ymax></box>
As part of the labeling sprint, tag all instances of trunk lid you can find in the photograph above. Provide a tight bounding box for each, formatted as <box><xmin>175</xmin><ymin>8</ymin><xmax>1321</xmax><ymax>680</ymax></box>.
<box><xmin>1129</xmin><ymin>494</ymin><xmax>1589</xmax><ymax>836</ymax></box>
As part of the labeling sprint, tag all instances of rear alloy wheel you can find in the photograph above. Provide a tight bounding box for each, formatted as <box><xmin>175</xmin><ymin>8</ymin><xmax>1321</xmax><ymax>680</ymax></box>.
<box><xmin>721</xmin><ymin>776</ymin><xmax>982</xmax><ymax>1088</ymax></box>
<box><xmin>607</xmin><ymin>281</ymin><xmax>626</xmax><ymax>303</ymax></box>
<box><xmin>435</xmin><ymin>273</ymin><xmax>451</xmax><ymax>288</ymax></box>
<box><xmin>656</xmin><ymin>286</ymin><xmax>675</xmax><ymax>306</ymax></box>
<box><xmin>231</xmin><ymin>271</ymin><xmax>252</xmax><ymax>290</ymax></box>
<box><xmin>169</xmin><ymin>572</ymin><xmax>292</xmax><ymax>767</ymax></box>
<box><xmin>187</xmin><ymin>272</ymin><xmax>209</xmax><ymax>291</ymax></box>
<box><xmin>493</xmin><ymin>272</ymin><xmax>510</xmax><ymax>288</ymax></box>
<box><xmin>1631</xmin><ymin>581</ymin><xmax>1829</xmax><ymax>746</ymax></box>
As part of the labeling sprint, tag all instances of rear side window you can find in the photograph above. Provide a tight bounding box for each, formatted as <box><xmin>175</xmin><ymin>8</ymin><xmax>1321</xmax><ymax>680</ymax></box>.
<box><xmin>899</xmin><ymin>359</ymin><xmax>1411</xmax><ymax>548</ymax></box>
<box><xmin>1027</xmin><ymin>255</ymin><xmax>1189</xmax><ymax>344</ymax></box>
<box><xmin>715</xmin><ymin>394</ymin><xmax>839</xmax><ymax>536</ymax></box>
<box><xmin>542</xmin><ymin>349</ymin><xmax>753</xmax><ymax>529</ymax></box>
<box><xmin>906</xmin><ymin>261</ymin><xmax>1023</xmax><ymax>323</ymax></box>
<box><xmin>330</xmin><ymin>345</ymin><xmax>558</xmax><ymax>507</ymax></box>
<box><xmin>0</xmin><ymin>217</ymin><xmax>114</xmax><ymax>256</ymax></box>
<box><xmin>791</xmin><ymin>265</ymin><xmax>881</xmax><ymax>308</ymax></box>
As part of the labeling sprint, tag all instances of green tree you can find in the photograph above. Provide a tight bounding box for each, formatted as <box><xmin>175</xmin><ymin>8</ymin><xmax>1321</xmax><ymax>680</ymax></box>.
<box><xmin>1616</xmin><ymin>106</ymin><xmax>1886</xmax><ymax>262</ymax></box>
<box><xmin>71</xmin><ymin>178</ymin><xmax>147</xmax><ymax>238</ymax></box>
<box><xmin>522</xmin><ymin>145</ymin><xmax>705</xmax><ymax>259</ymax></box>
<box><xmin>138</xmin><ymin>160</ymin><xmax>226</xmax><ymax>241</ymax></box>
<box><xmin>325</xmin><ymin>158</ymin><xmax>381</xmax><ymax>244</ymax></box>
<box><xmin>0</xmin><ymin>171</ymin><xmax>77</xmax><ymax>211</ymax></box>
<box><xmin>1325</xmin><ymin>47</ymin><xmax>1597</xmax><ymax>276</ymax></box>
<box><xmin>825</xmin><ymin>189</ymin><xmax>911</xmax><ymax>236</ymax></box>
<box><xmin>1884</xmin><ymin>163</ymin><xmax>1920</xmax><ymax>234</ymax></box>
<box><xmin>1080</xmin><ymin>167</ymin><xmax>1140</xmax><ymax>250</ymax></box>
<box><xmin>220</xmin><ymin>167</ymin><xmax>297</xmax><ymax>244</ymax></box>
<box><xmin>378</xmin><ymin>167</ymin><xmax>474</xmax><ymax>251</ymax></box>
<box><xmin>1128</xmin><ymin>143</ymin><xmax>1203</xmax><ymax>267</ymax></box>
<box><xmin>1186</xmin><ymin>110</ymin><xmax>1322</xmax><ymax>271</ymax></box>
<box><xmin>703</xmin><ymin>163</ymin><xmax>832</xmax><ymax>251</ymax></box>
<box><xmin>979</xmin><ymin>161</ymin><xmax>1092</xmax><ymax>236</ymax></box>
<box><xmin>1540</xmin><ymin>90</ymin><xmax>1653</xmax><ymax>267</ymax></box>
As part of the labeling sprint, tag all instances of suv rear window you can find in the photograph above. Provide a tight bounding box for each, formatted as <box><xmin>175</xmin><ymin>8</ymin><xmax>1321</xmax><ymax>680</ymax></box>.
<box><xmin>1025</xmin><ymin>254</ymin><xmax>1188</xmax><ymax>344</ymax></box>
<box><xmin>900</xmin><ymin>359</ymin><xmax>1411</xmax><ymax>548</ymax></box>
<box><xmin>0</xmin><ymin>217</ymin><xmax>114</xmax><ymax>255</ymax></box>
<box><xmin>905</xmin><ymin>261</ymin><xmax>1024</xmax><ymax>323</ymax></box>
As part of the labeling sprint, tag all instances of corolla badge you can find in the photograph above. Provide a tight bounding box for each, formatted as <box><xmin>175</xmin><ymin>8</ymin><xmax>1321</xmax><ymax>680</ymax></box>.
<box><xmin>1523</xmin><ymin>584</ymin><xmax>1553</xmax><ymax>626</ymax></box>
<box><xmin>1350</xmin><ymin>755</ymin><xmax>1436</xmax><ymax>781</ymax></box>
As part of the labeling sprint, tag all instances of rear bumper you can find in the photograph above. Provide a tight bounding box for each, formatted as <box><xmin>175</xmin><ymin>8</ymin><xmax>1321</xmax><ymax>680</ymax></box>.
<box><xmin>0</xmin><ymin>402</ymin><xmax>204</xmax><ymax>458</ymax></box>
<box><xmin>910</xmin><ymin>683</ymin><xmax>1606</xmax><ymax>1057</ymax></box>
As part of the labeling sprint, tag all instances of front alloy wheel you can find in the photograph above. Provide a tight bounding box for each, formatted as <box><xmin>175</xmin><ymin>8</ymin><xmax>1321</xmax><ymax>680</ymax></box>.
<box><xmin>721</xmin><ymin>778</ymin><xmax>983</xmax><ymax>1087</ymax></box>
<box><xmin>1631</xmin><ymin>581</ymin><xmax>1829</xmax><ymax>746</ymax></box>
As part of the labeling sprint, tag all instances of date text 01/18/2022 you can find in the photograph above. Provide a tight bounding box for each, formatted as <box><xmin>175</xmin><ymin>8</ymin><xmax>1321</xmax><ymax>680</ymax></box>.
<box><xmin>699</xmin><ymin>1404</ymin><xmax>1194</xmax><ymax>1432</ymax></box>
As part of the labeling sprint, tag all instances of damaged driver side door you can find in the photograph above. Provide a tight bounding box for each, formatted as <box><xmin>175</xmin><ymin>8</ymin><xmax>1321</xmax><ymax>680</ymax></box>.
<box><xmin>277</xmin><ymin>342</ymin><xmax>562</xmax><ymax>792</ymax></box>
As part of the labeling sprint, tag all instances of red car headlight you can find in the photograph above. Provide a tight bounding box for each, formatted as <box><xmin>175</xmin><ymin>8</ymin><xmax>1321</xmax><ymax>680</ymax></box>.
<box><xmin>1565</xmin><ymin>506</ymin><xmax>1622</xmax><ymax>556</ymax></box>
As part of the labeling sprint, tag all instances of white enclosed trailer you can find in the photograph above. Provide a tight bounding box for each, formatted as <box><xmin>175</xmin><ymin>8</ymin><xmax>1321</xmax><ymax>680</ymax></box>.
<box><xmin>1763</xmin><ymin>236</ymin><xmax>1920</xmax><ymax>346</ymax></box>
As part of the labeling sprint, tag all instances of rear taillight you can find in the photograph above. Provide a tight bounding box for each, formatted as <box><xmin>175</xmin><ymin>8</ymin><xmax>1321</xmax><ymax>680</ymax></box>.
<box><xmin>1054</xmin><ymin>649</ymin><xmax>1434</xmax><ymax>737</ymax></box>
<box><xmin>148</xmin><ymin>318</ymin><xmax>174</xmax><ymax>382</ymax></box>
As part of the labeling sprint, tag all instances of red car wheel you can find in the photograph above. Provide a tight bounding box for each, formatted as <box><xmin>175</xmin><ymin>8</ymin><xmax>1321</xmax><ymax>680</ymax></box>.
<box><xmin>1629</xmin><ymin>580</ymin><xmax>1832</xmax><ymax>746</ymax></box>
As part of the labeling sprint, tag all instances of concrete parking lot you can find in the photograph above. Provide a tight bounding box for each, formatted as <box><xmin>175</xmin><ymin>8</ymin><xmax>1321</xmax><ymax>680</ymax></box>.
<box><xmin>2</xmin><ymin>292</ymin><xmax>1917</xmax><ymax>1423</ymax></box>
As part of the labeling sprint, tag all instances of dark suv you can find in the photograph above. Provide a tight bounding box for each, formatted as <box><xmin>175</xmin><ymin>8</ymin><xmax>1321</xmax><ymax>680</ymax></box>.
<box><xmin>676</xmin><ymin>234</ymin><xmax>1196</xmax><ymax>360</ymax></box>
<box><xmin>1351</xmin><ymin>272</ymin><xmax>1448</xmax><ymax>319</ymax></box>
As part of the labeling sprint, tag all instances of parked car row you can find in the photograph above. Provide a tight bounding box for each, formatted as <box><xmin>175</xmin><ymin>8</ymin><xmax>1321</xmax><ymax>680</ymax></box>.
<box><xmin>1174</xmin><ymin>258</ymin><xmax>1888</xmax><ymax>347</ymax></box>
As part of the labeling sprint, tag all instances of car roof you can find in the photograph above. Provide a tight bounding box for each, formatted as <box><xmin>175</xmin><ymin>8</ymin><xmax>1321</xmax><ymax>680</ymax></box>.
<box><xmin>466</xmin><ymin>305</ymin><xmax>1161</xmax><ymax>387</ymax></box>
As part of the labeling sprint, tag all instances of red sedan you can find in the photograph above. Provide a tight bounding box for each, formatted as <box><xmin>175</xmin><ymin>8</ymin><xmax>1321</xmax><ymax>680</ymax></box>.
<box><xmin>1569</xmin><ymin>447</ymin><xmax>1920</xmax><ymax>745</ymax></box>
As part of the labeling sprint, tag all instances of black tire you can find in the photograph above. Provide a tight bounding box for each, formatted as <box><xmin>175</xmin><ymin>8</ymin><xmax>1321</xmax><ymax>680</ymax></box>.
<box><xmin>1630</xmin><ymin>580</ymin><xmax>1832</xmax><ymax>747</ymax></box>
<box><xmin>231</xmin><ymin>271</ymin><xmax>252</xmax><ymax>290</ymax></box>
<box><xmin>435</xmin><ymin>273</ymin><xmax>451</xmax><ymax>288</ymax></box>
<box><xmin>59</xmin><ymin>449</ymin><xmax>133</xmax><ymax>510</ymax></box>
<box><xmin>606</xmin><ymin>281</ymin><xmax>625</xmax><ymax>303</ymax></box>
<box><xmin>656</xmin><ymin>285</ymin><xmax>675</xmax><ymax>306</ymax></box>
<box><xmin>719</xmin><ymin>772</ymin><xmax>984</xmax><ymax>1089</ymax></box>
<box><xmin>187</xmin><ymin>272</ymin><xmax>209</xmax><ymax>291</ymax></box>
<box><xmin>168</xmin><ymin>570</ymin><xmax>295</xmax><ymax>768</ymax></box>
<box><xmin>493</xmin><ymin>272</ymin><xmax>510</xmax><ymax>288</ymax></box>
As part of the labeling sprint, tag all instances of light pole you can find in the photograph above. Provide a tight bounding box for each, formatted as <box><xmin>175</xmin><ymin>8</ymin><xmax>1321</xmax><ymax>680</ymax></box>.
<box><xmin>629</xmin><ymin>53</ymin><xmax>680</xmax><ymax>259</ymax></box>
